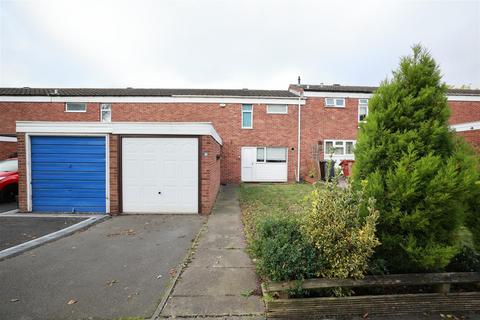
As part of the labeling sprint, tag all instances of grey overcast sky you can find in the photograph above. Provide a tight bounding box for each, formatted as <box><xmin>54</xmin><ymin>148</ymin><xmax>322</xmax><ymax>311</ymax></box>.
<box><xmin>0</xmin><ymin>0</ymin><xmax>479</xmax><ymax>89</ymax></box>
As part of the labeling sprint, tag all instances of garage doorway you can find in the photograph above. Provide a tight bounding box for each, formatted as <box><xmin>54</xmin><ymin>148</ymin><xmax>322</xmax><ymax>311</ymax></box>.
<box><xmin>121</xmin><ymin>137</ymin><xmax>199</xmax><ymax>213</ymax></box>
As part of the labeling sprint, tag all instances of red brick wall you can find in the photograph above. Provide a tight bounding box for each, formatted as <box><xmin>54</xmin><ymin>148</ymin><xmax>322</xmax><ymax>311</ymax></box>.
<box><xmin>3</xmin><ymin>98</ymin><xmax>480</xmax><ymax>184</ymax></box>
<box><xmin>109</xmin><ymin>135</ymin><xmax>119</xmax><ymax>215</ymax></box>
<box><xmin>299</xmin><ymin>97</ymin><xmax>359</xmax><ymax>177</ymax></box>
<box><xmin>111</xmin><ymin>103</ymin><xmax>299</xmax><ymax>183</ymax></box>
<box><xmin>0</xmin><ymin>141</ymin><xmax>17</xmax><ymax>160</ymax></box>
<box><xmin>200</xmin><ymin>135</ymin><xmax>221</xmax><ymax>214</ymax></box>
<box><xmin>449</xmin><ymin>101</ymin><xmax>480</xmax><ymax>125</ymax></box>
<box><xmin>0</xmin><ymin>102</ymin><xmax>100</xmax><ymax>134</ymax></box>
<box><xmin>457</xmin><ymin>130</ymin><xmax>480</xmax><ymax>151</ymax></box>
<box><xmin>17</xmin><ymin>134</ymin><xmax>27</xmax><ymax>212</ymax></box>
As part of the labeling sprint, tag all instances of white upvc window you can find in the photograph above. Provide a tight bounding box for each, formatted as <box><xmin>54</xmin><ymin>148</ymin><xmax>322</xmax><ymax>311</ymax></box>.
<box><xmin>256</xmin><ymin>147</ymin><xmax>287</xmax><ymax>163</ymax></box>
<box><xmin>100</xmin><ymin>104</ymin><xmax>112</xmax><ymax>123</ymax></box>
<box><xmin>242</xmin><ymin>104</ymin><xmax>253</xmax><ymax>129</ymax></box>
<box><xmin>325</xmin><ymin>98</ymin><xmax>345</xmax><ymax>108</ymax></box>
<box><xmin>358</xmin><ymin>98</ymin><xmax>368</xmax><ymax>122</ymax></box>
<box><xmin>65</xmin><ymin>102</ymin><xmax>87</xmax><ymax>112</ymax></box>
<box><xmin>267</xmin><ymin>104</ymin><xmax>288</xmax><ymax>114</ymax></box>
<box><xmin>324</xmin><ymin>140</ymin><xmax>356</xmax><ymax>156</ymax></box>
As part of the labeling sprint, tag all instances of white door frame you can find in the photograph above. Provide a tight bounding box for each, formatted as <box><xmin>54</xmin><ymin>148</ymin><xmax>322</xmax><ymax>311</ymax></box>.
<box><xmin>241</xmin><ymin>146</ymin><xmax>288</xmax><ymax>182</ymax></box>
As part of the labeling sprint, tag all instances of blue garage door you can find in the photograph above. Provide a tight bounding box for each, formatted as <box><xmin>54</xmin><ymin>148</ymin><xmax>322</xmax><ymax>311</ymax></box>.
<box><xmin>31</xmin><ymin>136</ymin><xmax>106</xmax><ymax>213</ymax></box>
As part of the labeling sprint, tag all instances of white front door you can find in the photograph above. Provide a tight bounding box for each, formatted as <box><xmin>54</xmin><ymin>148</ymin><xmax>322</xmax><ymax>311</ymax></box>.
<box><xmin>122</xmin><ymin>137</ymin><xmax>198</xmax><ymax>213</ymax></box>
<box><xmin>241</xmin><ymin>147</ymin><xmax>256</xmax><ymax>182</ymax></box>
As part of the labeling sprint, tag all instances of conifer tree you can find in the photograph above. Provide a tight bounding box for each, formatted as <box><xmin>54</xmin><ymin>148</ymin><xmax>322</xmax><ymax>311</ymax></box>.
<box><xmin>352</xmin><ymin>45</ymin><xmax>480</xmax><ymax>273</ymax></box>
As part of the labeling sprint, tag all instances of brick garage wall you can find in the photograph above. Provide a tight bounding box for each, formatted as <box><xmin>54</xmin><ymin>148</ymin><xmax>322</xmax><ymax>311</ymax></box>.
<box><xmin>17</xmin><ymin>133</ymin><xmax>27</xmax><ymax>212</ymax></box>
<box><xmin>109</xmin><ymin>134</ymin><xmax>119</xmax><ymax>215</ymax></box>
<box><xmin>457</xmin><ymin>130</ymin><xmax>480</xmax><ymax>152</ymax></box>
<box><xmin>200</xmin><ymin>135</ymin><xmax>221</xmax><ymax>214</ymax></box>
<box><xmin>0</xmin><ymin>141</ymin><xmax>17</xmax><ymax>160</ymax></box>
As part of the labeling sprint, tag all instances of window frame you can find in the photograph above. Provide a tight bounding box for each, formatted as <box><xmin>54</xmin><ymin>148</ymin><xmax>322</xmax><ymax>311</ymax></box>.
<box><xmin>65</xmin><ymin>102</ymin><xmax>87</xmax><ymax>113</ymax></box>
<box><xmin>256</xmin><ymin>147</ymin><xmax>288</xmax><ymax>163</ymax></box>
<box><xmin>325</xmin><ymin>98</ymin><xmax>345</xmax><ymax>108</ymax></box>
<box><xmin>241</xmin><ymin>104</ymin><xmax>253</xmax><ymax>129</ymax></box>
<box><xmin>100</xmin><ymin>103</ymin><xmax>112</xmax><ymax>123</ymax></box>
<box><xmin>266</xmin><ymin>104</ymin><xmax>288</xmax><ymax>114</ymax></box>
<box><xmin>324</xmin><ymin>140</ymin><xmax>356</xmax><ymax>156</ymax></box>
<box><xmin>358</xmin><ymin>98</ymin><xmax>368</xmax><ymax>122</ymax></box>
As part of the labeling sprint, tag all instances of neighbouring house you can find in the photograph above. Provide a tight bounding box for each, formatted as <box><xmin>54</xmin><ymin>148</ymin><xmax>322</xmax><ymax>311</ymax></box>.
<box><xmin>0</xmin><ymin>85</ymin><xmax>478</xmax><ymax>215</ymax></box>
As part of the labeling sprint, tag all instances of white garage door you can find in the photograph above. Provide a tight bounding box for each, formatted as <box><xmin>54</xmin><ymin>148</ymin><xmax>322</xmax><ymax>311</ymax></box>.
<box><xmin>122</xmin><ymin>137</ymin><xmax>198</xmax><ymax>213</ymax></box>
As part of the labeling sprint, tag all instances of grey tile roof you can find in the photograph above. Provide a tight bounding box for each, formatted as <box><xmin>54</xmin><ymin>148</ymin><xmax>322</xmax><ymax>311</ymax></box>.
<box><xmin>0</xmin><ymin>87</ymin><xmax>298</xmax><ymax>98</ymax></box>
<box><xmin>295</xmin><ymin>84</ymin><xmax>480</xmax><ymax>96</ymax></box>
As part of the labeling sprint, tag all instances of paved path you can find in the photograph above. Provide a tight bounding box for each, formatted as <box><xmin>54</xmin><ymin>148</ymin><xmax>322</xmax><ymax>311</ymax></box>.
<box><xmin>0</xmin><ymin>214</ymin><xmax>204</xmax><ymax>320</ymax></box>
<box><xmin>161</xmin><ymin>185</ymin><xmax>265</xmax><ymax>319</ymax></box>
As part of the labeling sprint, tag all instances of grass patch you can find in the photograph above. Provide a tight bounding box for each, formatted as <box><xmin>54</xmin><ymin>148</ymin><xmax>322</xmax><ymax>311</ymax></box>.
<box><xmin>238</xmin><ymin>183</ymin><xmax>315</xmax><ymax>240</ymax></box>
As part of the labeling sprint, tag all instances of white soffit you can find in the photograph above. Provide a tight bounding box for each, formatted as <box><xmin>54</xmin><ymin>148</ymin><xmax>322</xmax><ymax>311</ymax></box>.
<box><xmin>16</xmin><ymin>121</ymin><xmax>223</xmax><ymax>145</ymax></box>
<box><xmin>450</xmin><ymin>121</ymin><xmax>480</xmax><ymax>132</ymax></box>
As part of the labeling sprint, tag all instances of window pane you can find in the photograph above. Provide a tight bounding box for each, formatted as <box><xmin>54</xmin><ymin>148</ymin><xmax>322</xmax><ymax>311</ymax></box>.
<box><xmin>101</xmin><ymin>103</ymin><xmax>111</xmax><ymax>111</ymax></box>
<box><xmin>325</xmin><ymin>141</ymin><xmax>334</xmax><ymax>153</ymax></box>
<box><xmin>101</xmin><ymin>110</ymin><xmax>111</xmax><ymax>123</ymax></box>
<box><xmin>66</xmin><ymin>103</ymin><xmax>86</xmax><ymax>112</ymax></box>
<box><xmin>335</xmin><ymin>98</ymin><xmax>345</xmax><ymax>107</ymax></box>
<box><xmin>334</xmin><ymin>147</ymin><xmax>344</xmax><ymax>155</ymax></box>
<box><xmin>267</xmin><ymin>105</ymin><xmax>288</xmax><ymax>114</ymax></box>
<box><xmin>242</xmin><ymin>104</ymin><xmax>253</xmax><ymax>111</ymax></box>
<box><xmin>346</xmin><ymin>142</ymin><xmax>354</xmax><ymax>154</ymax></box>
<box><xmin>266</xmin><ymin>147</ymin><xmax>287</xmax><ymax>162</ymax></box>
<box><xmin>256</xmin><ymin>148</ymin><xmax>265</xmax><ymax>162</ymax></box>
<box><xmin>359</xmin><ymin>99</ymin><xmax>368</xmax><ymax>105</ymax></box>
<box><xmin>242</xmin><ymin>112</ymin><xmax>252</xmax><ymax>128</ymax></box>
<box><xmin>325</xmin><ymin>98</ymin><xmax>334</xmax><ymax>106</ymax></box>
<box><xmin>0</xmin><ymin>159</ymin><xmax>17</xmax><ymax>172</ymax></box>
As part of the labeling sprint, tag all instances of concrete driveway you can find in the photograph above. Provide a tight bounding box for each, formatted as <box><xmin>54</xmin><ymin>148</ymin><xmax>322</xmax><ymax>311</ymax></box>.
<box><xmin>0</xmin><ymin>200</ymin><xmax>18</xmax><ymax>213</ymax></box>
<box><xmin>0</xmin><ymin>214</ymin><xmax>204</xmax><ymax>320</ymax></box>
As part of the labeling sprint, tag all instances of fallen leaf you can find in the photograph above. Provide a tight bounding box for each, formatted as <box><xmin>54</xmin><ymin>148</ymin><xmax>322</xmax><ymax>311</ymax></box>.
<box><xmin>9</xmin><ymin>299</ymin><xmax>19</xmax><ymax>303</ymax></box>
<box><xmin>363</xmin><ymin>312</ymin><xmax>369</xmax><ymax>319</ymax></box>
<box><xmin>107</xmin><ymin>279</ymin><xmax>118</xmax><ymax>287</ymax></box>
<box><xmin>67</xmin><ymin>299</ymin><xmax>77</xmax><ymax>305</ymax></box>
<box><xmin>157</xmin><ymin>274</ymin><xmax>162</xmax><ymax>279</ymax></box>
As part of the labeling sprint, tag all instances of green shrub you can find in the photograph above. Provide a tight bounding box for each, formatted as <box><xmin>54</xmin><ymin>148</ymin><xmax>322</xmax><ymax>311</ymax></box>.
<box><xmin>352</xmin><ymin>45</ymin><xmax>480</xmax><ymax>273</ymax></box>
<box><xmin>301</xmin><ymin>179</ymin><xmax>380</xmax><ymax>279</ymax></box>
<box><xmin>446</xmin><ymin>246</ymin><xmax>480</xmax><ymax>272</ymax></box>
<box><xmin>250</xmin><ymin>213</ymin><xmax>322</xmax><ymax>281</ymax></box>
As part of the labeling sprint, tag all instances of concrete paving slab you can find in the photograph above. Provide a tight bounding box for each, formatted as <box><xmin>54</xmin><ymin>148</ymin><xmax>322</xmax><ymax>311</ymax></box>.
<box><xmin>173</xmin><ymin>265</ymin><xmax>259</xmax><ymax>296</ymax></box>
<box><xmin>162</xmin><ymin>295</ymin><xmax>264</xmax><ymax>317</ymax></box>
<box><xmin>196</xmin><ymin>232</ymin><xmax>246</xmax><ymax>249</ymax></box>
<box><xmin>189</xmin><ymin>247</ymin><xmax>253</xmax><ymax>268</ymax></box>
<box><xmin>0</xmin><ymin>214</ymin><xmax>204</xmax><ymax>320</ymax></box>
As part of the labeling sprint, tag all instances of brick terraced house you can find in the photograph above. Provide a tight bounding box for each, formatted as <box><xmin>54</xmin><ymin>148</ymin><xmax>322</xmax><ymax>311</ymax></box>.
<box><xmin>0</xmin><ymin>85</ymin><xmax>478</xmax><ymax>215</ymax></box>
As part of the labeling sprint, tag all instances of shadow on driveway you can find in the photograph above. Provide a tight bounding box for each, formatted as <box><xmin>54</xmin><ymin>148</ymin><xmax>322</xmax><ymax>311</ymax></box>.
<box><xmin>0</xmin><ymin>214</ymin><xmax>205</xmax><ymax>320</ymax></box>
<box><xmin>0</xmin><ymin>200</ymin><xmax>18</xmax><ymax>213</ymax></box>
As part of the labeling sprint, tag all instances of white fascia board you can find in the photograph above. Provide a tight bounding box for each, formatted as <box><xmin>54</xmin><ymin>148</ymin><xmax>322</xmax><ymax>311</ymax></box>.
<box><xmin>447</xmin><ymin>96</ymin><xmax>480</xmax><ymax>102</ymax></box>
<box><xmin>450</xmin><ymin>121</ymin><xmax>480</xmax><ymax>132</ymax></box>
<box><xmin>1</xmin><ymin>95</ymin><xmax>304</xmax><ymax>105</ymax></box>
<box><xmin>304</xmin><ymin>91</ymin><xmax>480</xmax><ymax>101</ymax></box>
<box><xmin>0</xmin><ymin>136</ymin><xmax>17</xmax><ymax>142</ymax></box>
<box><xmin>304</xmin><ymin>91</ymin><xmax>373</xmax><ymax>99</ymax></box>
<box><xmin>16</xmin><ymin>121</ymin><xmax>223</xmax><ymax>145</ymax></box>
